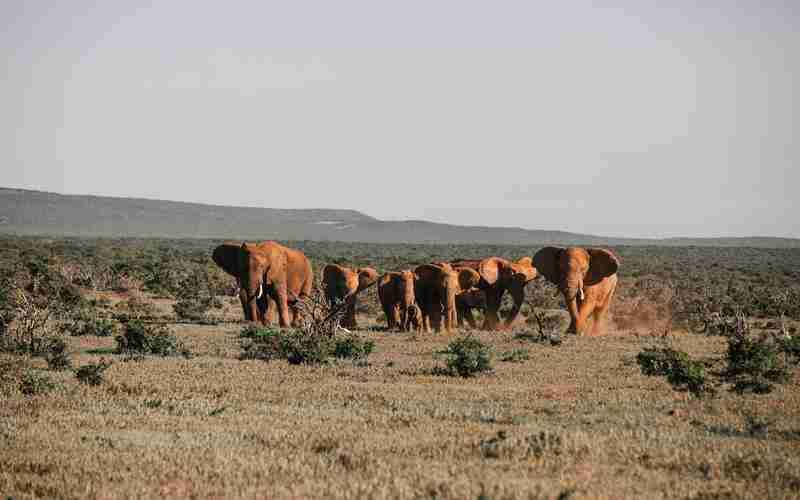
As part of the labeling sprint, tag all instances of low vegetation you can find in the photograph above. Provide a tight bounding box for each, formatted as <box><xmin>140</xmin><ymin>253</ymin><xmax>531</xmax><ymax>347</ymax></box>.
<box><xmin>114</xmin><ymin>319</ymin><xmax>190</xmax><ymax>358</ymax></box>
<box><xmin>1</xmin><ymin>236</ymin><xmax>799</xmax><ymax>498</ymax></box>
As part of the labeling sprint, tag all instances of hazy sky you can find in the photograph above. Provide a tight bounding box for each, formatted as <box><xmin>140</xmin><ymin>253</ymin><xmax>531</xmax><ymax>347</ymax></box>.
<box><xmin>2</xmin><ymin>1</ymin><xmax>797</xmax><ymax>238</ymax></box>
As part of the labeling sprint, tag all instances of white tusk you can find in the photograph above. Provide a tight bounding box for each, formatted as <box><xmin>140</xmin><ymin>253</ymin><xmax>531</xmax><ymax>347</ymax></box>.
<box><xmin>256</xmin><ymin>283</ymin><xmax>263</xmax><ymax>299</ymax></box>
<box><xmin>578</xmin><ymin>287</ymin><xmax>585</xmax><ymax>301</ymax></box>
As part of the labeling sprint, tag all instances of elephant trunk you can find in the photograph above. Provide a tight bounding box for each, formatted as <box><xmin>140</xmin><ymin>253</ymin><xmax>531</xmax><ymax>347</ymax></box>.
<box><xmin>562</xmin><ymin>275</ymin><xmax>584</xmax><ymax>302</ymax></box>
<box><xmin>566</xmin><ymin>295</ymin><xmax>580</xmax><ymax>334</ymax></box>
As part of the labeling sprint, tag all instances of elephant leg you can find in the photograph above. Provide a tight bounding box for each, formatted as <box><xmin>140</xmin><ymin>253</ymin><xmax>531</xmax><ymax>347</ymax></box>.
<box><xmin>482</xmin><ymin>288</ymin><xmax>503</xmax><ymax>331</ymax></box>
<box><xmin>464</xmin><ymin>306</ymin><xmax>478</xmax><ymax>328</ymax></box>
<box><xmin>429</xmin><ymin>302</ymin><xmax>443</xmax><ymax>333</ymax></box>
<box><xmin>271</xmin><ymin>284</ymin><xmax>292</xmax><ymax>328</ymax></box>
<box><xmin>239</xmin><ymin>289</ymin><xmax>252</xmax><ymax>322</ymax></box>
<box><xmin>456</xmin><ymin>303</ymin><xmax>466</xmax><ymax>327</ymax></box>
<box><xmin>503</xmin><ymin>282</ymin><xmax>525</xmax><ymax>330</ymax></box>
<box><xmin>343</xmin><ymin>298</ymin><xmax>357</xmax><ymax>329</ymax></box>
<box><xmin>574</xmin><ymin>299</ymin><xmax>596</xmax><ymax>336</ymax></box>
<box><xmin>264</xmin><ymin>297</ymin><xmax>277</xmax><ymax>325</ymax></box>
<box><xmin>590</xmin><ymin>305</ymin><xmax>608</xmax><ymax>337</ymax></box>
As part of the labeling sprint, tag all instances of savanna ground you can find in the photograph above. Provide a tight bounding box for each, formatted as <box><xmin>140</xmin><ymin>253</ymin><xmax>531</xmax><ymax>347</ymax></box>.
<box><xmin>1</xmin><ymin>237</ymin><xmax>799</xmax><ymax>499</ymax></box>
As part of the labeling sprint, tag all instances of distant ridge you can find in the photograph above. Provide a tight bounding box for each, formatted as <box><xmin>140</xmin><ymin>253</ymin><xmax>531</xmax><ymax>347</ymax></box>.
<box><xmin>1</xmin><ymin>187</ymin><xmax>798</xmax><ymax>248</ymax></box>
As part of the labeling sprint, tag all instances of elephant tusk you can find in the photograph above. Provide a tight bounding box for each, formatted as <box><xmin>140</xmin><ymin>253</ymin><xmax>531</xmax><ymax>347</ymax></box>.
<box><xmin>578</xmin><ymin>287</ymin><xmax>585</xmax><ymax>301</ymax></box>
<box><xmin>256</xmin><ymin>283</ymin><xmax>263</xmax><ymax>299</ymax></box>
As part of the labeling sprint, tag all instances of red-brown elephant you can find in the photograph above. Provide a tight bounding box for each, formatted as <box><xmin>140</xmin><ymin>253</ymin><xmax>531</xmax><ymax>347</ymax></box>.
<box><xmin>212</xmin><ymin>241</ymin><xmax>275</xmax><ymax>324</ymax></box>
<box><xmin>212</xmin><ymin>241</ymin><xmax>313</xmax><ymax>327</ymax></box>
<box><xmin>450</xmin><ymin>257</ymin><xmax>537</xmax><ymax>330</ymax></box>
<box><xmin>378</xmin><ymin>270</ymin><xmax>419</xmax><ymax>332</ymax></box>
<box><xmin>321</xmin><ymin>264</ymin><xmax>379</xmax><ymax>329</ymax></box>
<box><xmin>414</xmin><ymin>263</ymin><xmax>459</xmax><ymax>333</ymax></box>
<box><xmin>533</xmin><ymin>247</ymin><xmax>619</xmax><ymax>336</ymax></box>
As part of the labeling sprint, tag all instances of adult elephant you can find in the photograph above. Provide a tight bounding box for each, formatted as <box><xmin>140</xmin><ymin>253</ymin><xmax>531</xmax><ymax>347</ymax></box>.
<box><xmin>533</xmin><ymin>247</ymin><xmax>619</xmax><ymax>336</ymax></box>
<box><xmin>322</xmin><ymin>264</ymin><xmax>378</xmax><ymax>329</ymax></box>
<box><xmin>212</xmin><ymin>241</ymin><xmax>275</xmax><ymax>324</ymax></box>
<box><xmin>377</xmin><ymin>270</ymin><xmax>419</xmax><ymax>332</ymax></box>
<box><xmin>414</xmin><ymin>263</ymin><xmax>459</xmax><ymax>333</ymax></box>
<box><xmin>451</xmin><ymin>266</ymin><xmax>483</xmax><ymax>328</ymax></box>
<box><xmin>212</xmin><ymin>241</ymin><xmax>313</xmax><ymax>327</ymax></box>
<box><xmin>450</xmin><ymin>257</ymin><xmax>538</xmax><ymax>330</ymax></box>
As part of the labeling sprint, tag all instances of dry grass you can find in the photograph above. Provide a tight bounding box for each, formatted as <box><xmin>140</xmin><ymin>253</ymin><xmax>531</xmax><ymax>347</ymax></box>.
<box><xmin>2</xmin><ymin>297</ymin><xmax>799</xmax><ymax>499</ymax></box>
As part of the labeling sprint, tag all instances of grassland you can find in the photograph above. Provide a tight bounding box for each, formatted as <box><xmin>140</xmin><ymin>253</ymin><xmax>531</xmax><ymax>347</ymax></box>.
<box><xmin>1</xmin><ymin>237</ymin><xmax>799</xmax><ymax>499</ymax></box>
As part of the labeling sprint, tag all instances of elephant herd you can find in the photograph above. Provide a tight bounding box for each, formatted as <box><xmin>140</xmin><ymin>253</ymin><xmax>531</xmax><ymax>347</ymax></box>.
<box><xmin>212</xmin><ymin>241</ymin><xmax>620</xmax><ymax>336</ymax></box>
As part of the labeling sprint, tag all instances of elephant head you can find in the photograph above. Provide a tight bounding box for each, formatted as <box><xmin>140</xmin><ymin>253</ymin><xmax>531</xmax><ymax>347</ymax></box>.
<box><xmin>355</xmin><ymin>267</ymin><xmax>379</xmax><ymax>293</ymax></box>
<box><xmin>414</xmin><ymin>263</ymin><xmax>459</xmax><ymax>332</ymax></box>
<box><xmin>533</xmin><ymin>247</ymin><xmax>619</xmax><ymax>333</ymax></box>
<box><xmin>476</xmin><ymin>257</ymin><xmax>538</xmax><ymax>329</ymax></box>
<box><xmin>238</xmin><ymin>242</ymin><xmax>287</xmax><ymax>322</ymax></box>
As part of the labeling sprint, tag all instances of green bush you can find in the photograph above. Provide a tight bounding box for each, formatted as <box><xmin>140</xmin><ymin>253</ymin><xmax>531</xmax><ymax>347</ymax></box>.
<box><xmin>75</xmin><ymin>359</ymin><xmax>113</xmax><ymax>385</ymax></box>
<box><xmin>726</xmin><ymin>333</ymin><xmax>791</xmax><ymax>394</ymax></box>
<box><xmin>115</xmin><ymin>320</ymin><xmax>189</xmax><ymax>358</ymax></box>
<box><xmin>637</xmin><ymin>347</ymin><xmax>708</xmax><ymax>395</ymax></box>
<box><xmin>439</xmin><ymin>336</ymin><xmax>493</xmax><ymax>377</ymax></box>
<box><xmin>500</xmin><ymin>348</ymin><xmax>530</xmax><ymax>363</ymax></box>
<box><xmin>63</xmin><ymin>308</ymin><xmax>117</xmax><ymax>337</ymax></box>
<box><xmin>20</xmin><ymin>369</ymin><xmax>57</xmax><ymax>396</ymax></box>
<box><xmin>239</xmin><ymin>326</ymin><xmax>373</xmax><ymax>365</ymax></box>
<box><xmin>280</xmin><ymin>330</ymin><xmax>335</xmax><ymax>365</ymax></box>
<box><xmin>44</xmin><ymin>336</ymin><xmax>72</xmax><ymax>371</ymax></box>
<box><xmin>333</xmin><ymin>335</ymin><xmax>375</xmax><ymax>361</ymax></box>
<box><xmin>778</xmin><ymin>336</ymin><xmax>800</xmax><ymax>364</ymax></box>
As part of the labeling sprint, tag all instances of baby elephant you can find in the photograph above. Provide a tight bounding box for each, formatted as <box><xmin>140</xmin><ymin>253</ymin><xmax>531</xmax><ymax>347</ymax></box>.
<box><xmin>403</xmin><ymin>303</ymin><xmax>423</xmax><ymax>332</ymax></box>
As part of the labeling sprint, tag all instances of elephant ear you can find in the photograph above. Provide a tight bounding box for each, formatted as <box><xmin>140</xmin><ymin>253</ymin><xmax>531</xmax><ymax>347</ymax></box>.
<box><xmin>586</xmin><ymin>248</ymin><xmax>619</xmax><ymax>285</ymax></box>
<box><xmin>212</xmin><ymin>242</ymin><xmax>242</xmax><ymax>278</ymax></box>
<box><xmin>356</xmin><ymin>267</ymin><xmax>379</xmax><ymax>292</ymax></box>
<box><xmin>477</xmin><ymin>257</ymin><xmax>505</xmax><ymax>286</ymax></box>
<box><xmin>533</xmin><ymin>247</ymin><xmax>564</xmax><ymax>285</ymax></box>
<box><xmin>511</xmin><ymin>256</ymin><xmax>538</xmax><ymax>283</ymax></box>
<box><xmin>321</xmin><ymin>264</ymin><xmax>342</xmax><ymax>288</ymax></box>
<box><xmin>456</xmin><ymin>267</ymin><xmax>480</xmax><ymax>291</ymax></box>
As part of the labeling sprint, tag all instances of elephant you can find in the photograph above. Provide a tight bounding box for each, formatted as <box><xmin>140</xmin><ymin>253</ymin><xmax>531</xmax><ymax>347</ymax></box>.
<box><xmin>321</xmin><ymin>264</ymin><xmax>379</xmax><ymax>329</ymax></box>
<box><xmin>450</xmin><ymin>266</ymin><xmax>483</xmax><ymax>328</ymax></box>
<box><xmin>533</xmin><ymin>247</ymin><xmax>619</xmax><ymax>336</ymax></box>
<box><xmin>212</xmin><ymin>241</ymin><xmax>313</xmax><ymax>327</ymax></box>
<box><xmin>414</xmin><ymin>263</ymin><xmax>459</xmax><ymax>333</ymax></box>
<box><xmin>377</xmin><ymin>270</ymin><xmax>418</xmax><ymax>331</ymax></box>
<box><xmin>405</xmin><ymin>303</ymin><xmax>423</xmax><ymax>332</ymax></box>
<box><xmin>212</xmin><ymin>241</ymin><xmax>276</xmax><ymax>324</ymax></box>
<box><xmin>456</xmin><ymin>288</ymin><xmax>486</xmax><ymax>328</ymax></box>
<box><xmin>450</xmin><ymin>257</ymin><xmax>538</xmax><ymax>330</ymax></box>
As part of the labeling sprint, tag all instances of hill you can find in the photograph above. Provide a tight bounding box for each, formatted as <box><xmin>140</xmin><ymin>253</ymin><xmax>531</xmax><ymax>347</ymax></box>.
<box><xmin>1</xmin><ymin>187</ymin><xmax>798</xmax><ymax>248</ymax></box>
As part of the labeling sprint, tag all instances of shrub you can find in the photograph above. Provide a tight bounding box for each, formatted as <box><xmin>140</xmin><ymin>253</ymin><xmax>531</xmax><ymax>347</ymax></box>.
<box><xmin>75</xmin><ymin>359</ymin><xmax>113</xmax><ymax>385</ymax></box>
<box><xmin>332</xmin><ymin>335</ymin><xmax>375</xmax><ymax>362</ymax></box>
<box><xmin>0</xmin><ymin>354</ymin><xmax>32</xmax><ymax>396</ymax></box>
<box><xmin>20</xmin><ymin>369</ymin><xmax>57</xmax><ymax>396</ymax></box>
<box><xmin>778</xmin><ymin>336</ymin><xmax>800</xmax><ymax>364</ymax></box>
<box><xmin>239</xmin><ymin>326</ymin><xmax>374</xmax><ymax>365</ymax></box>
<box><xmin>113</xmin><ymin>295</ymin><xmax>157</xmax><ymax>321</ymax></box>
<box><xmin>44</xmin><ymin>336</ymin><xmax>72</xmax><ymax>370</ymax></box>
<box><xmin>500</xmin><ymin>348</ymin><xmax>530</xmax><ymax>363</ymax></box>
<box><xmin>439</xmin><ymin>336</ymin><xmax>493</xmax><ymax>377</ymax></box>
<box><xmin>250</xmin><ymin>328</ymin><xmax>333</xmax><ymax>365</ymax></box>
<box><xmin>115</xmin><ymin>320</ymin><xmax>189</xmax><ymax>358</ymax></box>
<box><xmin>726</xmin><ymin>334</ymin><xmax>790</xmax><ymax>394</ymax></box>
<box><xmin>62</xmin><ymin>308</ymin><xmax>116</xmax><ymax>337</ymax></box>
<box><xmin>637</xmin><ymin>347</ymin><xmax>708</xmax><ymax>395</ymax></box>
